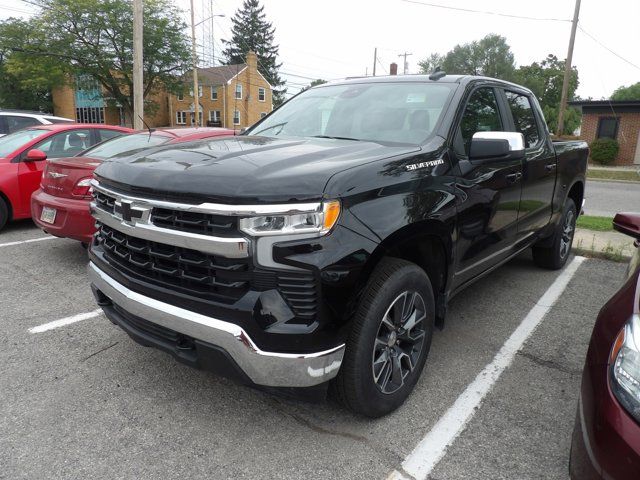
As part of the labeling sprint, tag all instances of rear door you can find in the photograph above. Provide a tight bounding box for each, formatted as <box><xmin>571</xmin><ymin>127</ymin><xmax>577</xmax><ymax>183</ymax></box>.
<box><xmin>452</xmin><ymin>85</ymin><xmax>524</xmax><ymax>287</ymax></box>
<box><xmin>501</xmin><ymin>89</ymin><xmax>556</xmax><ymax>238</ymax></box>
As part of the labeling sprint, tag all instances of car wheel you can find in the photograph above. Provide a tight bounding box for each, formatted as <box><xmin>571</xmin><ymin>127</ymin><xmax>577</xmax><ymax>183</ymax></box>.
<box><xmin>332</xmin><ymin>257</ymin><xmax>435</xmax><ymax>417</ymax></box>
<box><xmin>533</xmin><ymin>198</ymin><xmax>577</xmax><ymax>270</ymax></box>
<box><xmin>0</xmin><ymin>197</ymin><xmax>8</xmax><ymax>232</ymax></box>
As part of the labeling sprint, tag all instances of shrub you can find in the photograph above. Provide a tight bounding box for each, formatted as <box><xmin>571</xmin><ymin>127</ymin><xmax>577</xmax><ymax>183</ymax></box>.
<box><xmin>589</xmin><ymin>138</ymin><xmax>619</xmax><ymax>165</ymax></box>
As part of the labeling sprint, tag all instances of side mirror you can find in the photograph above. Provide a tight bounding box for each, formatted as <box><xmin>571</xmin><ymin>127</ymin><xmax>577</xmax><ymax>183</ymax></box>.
<box><xmin>613</xmin><ymin>212</ymin><xmax>640</xmax><ymax>240</ymax></box>
<box><xmin>469</xmin><ymin>132</ymin><xmax>525</xmax><ymax>162</ymax></box>
<box><xmin>25</xmin><ymin>149</ymin><xmax>47</xmax><ymax>162</ymax></box>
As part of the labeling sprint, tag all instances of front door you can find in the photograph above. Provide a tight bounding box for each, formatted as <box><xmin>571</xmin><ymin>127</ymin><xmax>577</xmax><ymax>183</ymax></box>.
<box><xmin>453</xmin><ymin>86</ymin><xmax>524</xmax><ymax>287</ymax></box>
<box><xmin>502</xmin><ymin>90</ymin><xmax>556</xmax><ymax>238</ymax></box>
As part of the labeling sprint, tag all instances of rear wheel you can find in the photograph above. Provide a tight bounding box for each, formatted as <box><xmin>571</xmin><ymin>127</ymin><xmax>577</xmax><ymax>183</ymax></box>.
<box><xmin>533</xmin><ymin>198</ymin><xmax>576</xmax><ymax>270</ymax></box>
<box><xmin>332</xmin><ymin>257</ymin><xmax>435</xmax><ymax>417</ymax></box>
<box><xmin>0</xmin><ymin>198</ymin><xmax>8</xmax><ymax>232</ymax></box>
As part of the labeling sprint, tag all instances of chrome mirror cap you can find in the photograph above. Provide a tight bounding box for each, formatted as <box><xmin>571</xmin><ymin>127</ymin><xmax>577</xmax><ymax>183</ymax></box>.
<box><xmin>472</xmin><ymin>131</ymin><xmax>525</xmax><ymax>152</ymax></box>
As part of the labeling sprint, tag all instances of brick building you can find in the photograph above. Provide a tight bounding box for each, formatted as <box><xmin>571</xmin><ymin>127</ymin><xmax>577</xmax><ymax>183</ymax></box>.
<box><xmin>168</xmin><ymin>51</ymin><xmax>272</xmax><ymax>130</ymax></box>
<box><xmin>570</xmin><ymin>100</ymin><xmax>640</xmax><ymax>165</ymax></box>
<box><xmin>51</xmin><ymin>75</ymin><xmax>170</xmax><ymax>128</ymax></box>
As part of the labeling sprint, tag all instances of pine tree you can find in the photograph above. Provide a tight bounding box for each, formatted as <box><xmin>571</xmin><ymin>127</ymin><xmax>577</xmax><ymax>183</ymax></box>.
<box><xmin>222</xmin><ymin>0</ymin><xmax>286</xmax><ymax>106</ymax></box>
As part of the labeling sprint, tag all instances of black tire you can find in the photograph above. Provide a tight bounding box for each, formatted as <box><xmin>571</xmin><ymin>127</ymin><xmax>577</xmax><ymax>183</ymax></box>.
<box><xmin>332</xmin><ymin>257</ymin><xmax>435</xmax><ymax>417</ymax></box>
<box><xmin>532</xmin><ymin>198</ymin><xmax>577</xmax><ymax>270</ymax></box>
<box><xmin>0</xmin><ymin>197</ymin><xmax>8</xmax><ymax>232</ymax></box>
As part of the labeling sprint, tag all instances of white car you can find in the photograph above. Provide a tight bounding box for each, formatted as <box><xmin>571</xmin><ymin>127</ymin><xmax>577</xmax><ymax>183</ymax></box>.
<box><xmin>0</xmin><ymin>111</ymin><xmax>74</xmax><ymax>137</ymax></box>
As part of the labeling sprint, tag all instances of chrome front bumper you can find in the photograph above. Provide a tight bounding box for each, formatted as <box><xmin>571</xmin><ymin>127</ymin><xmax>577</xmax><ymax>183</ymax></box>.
<box><xmin>88</xmin><ymin>262</ymin><xmax>345</xmax><ymax>387</ymax></box>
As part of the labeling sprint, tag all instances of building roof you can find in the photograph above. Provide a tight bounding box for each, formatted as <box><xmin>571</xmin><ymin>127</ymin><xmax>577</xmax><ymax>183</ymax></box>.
<box><xmin>194</xmin><ymin>64</ymin><xmax>246</xmax><ymax>86</ymax></box>
<box><xmin>568</xmin><ymin>99</ymin><xmax>640</xmax><ymax>114</ymax></box>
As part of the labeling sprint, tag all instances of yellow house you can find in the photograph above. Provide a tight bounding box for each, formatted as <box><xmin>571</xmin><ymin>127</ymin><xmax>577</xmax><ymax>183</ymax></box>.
<box><xmin>169</xmin><ymin>51</ymin><xmax>273</xmax><ymax>130</ymax></box>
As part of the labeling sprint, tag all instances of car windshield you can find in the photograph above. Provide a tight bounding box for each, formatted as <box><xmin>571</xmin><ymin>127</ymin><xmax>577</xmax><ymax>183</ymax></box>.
<box><xmin>248</xmin><ymin>82</ymin><xmax>456</xmax><ymax>145</ymax></box>
<box><xmin>0</xmin><ymin>128</ymin><xmax>45</xmax><ymax>157</ymax></box>
<box><xmin>81</xmin><ymin>132</ymin><xmax>170</xmax><ymax>160</ymax></box>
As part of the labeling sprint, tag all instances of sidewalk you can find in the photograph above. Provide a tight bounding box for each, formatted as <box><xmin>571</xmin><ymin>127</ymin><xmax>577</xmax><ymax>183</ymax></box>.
<box><xmin>574</xmin><ymin>227</ymin><xmax>636</xmax><ymax>261</ymax></box>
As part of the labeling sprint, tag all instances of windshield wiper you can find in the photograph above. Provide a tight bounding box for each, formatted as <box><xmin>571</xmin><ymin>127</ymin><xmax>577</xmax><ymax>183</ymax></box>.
<box><xmin>252</xmin><ymin>122</ymin><xmax>288</xmax><ymax>136</ymax></box>
<box><xmin>311</xmin><ymin>135</ymin><xmax>360</xmax><ymax>141</ymax></box>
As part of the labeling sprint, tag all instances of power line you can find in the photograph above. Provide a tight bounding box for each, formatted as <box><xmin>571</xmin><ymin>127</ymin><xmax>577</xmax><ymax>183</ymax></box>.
<box><xmin>400</xmin><ymin>0</ymin><xmax>571</xmax><ymax>22</ymax></box>
<box><xmin>578</xmin><ymin>25</ymin><xmax>640</xmax><ymax>71</ymax></box>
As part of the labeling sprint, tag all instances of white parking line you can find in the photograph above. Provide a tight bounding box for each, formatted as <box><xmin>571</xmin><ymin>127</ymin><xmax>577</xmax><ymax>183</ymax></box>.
<box><xmin>0</xmin><ymin>236</ymin><xmax>56</xmax><ymax>248</ymax></box>
<box><xmin>29</xmin><ymin>309</ymin><xmax>103</xmax><ymax>334</ymax></box>
<box><xmin>388</xmin><ymin>256</ymin><xmax>587</xmax><ymax>480</ymax></box>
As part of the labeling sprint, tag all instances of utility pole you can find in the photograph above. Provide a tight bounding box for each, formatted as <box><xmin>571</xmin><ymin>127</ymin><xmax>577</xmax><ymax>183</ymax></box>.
<box><xmin>557</xmin><ymin>0</ymin><xmax>581</xmax><ymax>135</ymax></box>
<box><xmin>132</xmin><ymin>0</ymin><xmax>143</xmax><ymax>130</ymax></box>
<box><xmin>190</xmin><ymin>0</ymin><xmax>200</xmax><ymax>127</ymax></box>
<box><xmin>372</xmin><ymin>47</ymin><xmax>377</xmax><ymax>76</ymax></box>
<box><xmin>398</xmin><ymin>52</ymin><xmax>413</xmax><ymax>75</ymax></box>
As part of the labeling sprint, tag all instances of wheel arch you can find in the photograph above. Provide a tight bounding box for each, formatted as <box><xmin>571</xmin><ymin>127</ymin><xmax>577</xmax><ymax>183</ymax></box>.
<box><xmin>354</xmin><ymin>220</ymin><xmax>453</xmax><ymax>328</ymax></box>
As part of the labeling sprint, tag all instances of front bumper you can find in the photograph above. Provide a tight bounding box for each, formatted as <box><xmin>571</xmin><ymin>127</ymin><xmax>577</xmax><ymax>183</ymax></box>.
<box><xmin>88</xmin><ymin>261</ymin><xmax>345</xmax><ymax>388</ymax></box>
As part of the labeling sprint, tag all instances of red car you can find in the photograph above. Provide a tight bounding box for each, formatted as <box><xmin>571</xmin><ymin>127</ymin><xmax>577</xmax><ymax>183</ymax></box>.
<box><xmin>31</xmin><ymin>127</ymin><xmax>235</xmax><ymax>244</ymax></box>
<box><xmin>0</xmin><ymin>124</ymin><xmax>132</xmax><ymax>231</ymax></box>
<box><xmin>570</xmin><ymin>212</ymin><xmax>640</xmax><ymax>479</ymax></box>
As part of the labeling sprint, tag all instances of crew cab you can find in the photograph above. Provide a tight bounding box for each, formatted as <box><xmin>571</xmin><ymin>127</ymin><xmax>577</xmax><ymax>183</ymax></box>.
<box><xmin>31</xmin><ymin>127</ymin><xmax>235</xmax><ymax>245</ymax></box>
<box><xmin>87</xmin><ymin>75</ymin><xmax>588</xmax><ymax>417</ymax></box>
<box><xmin>0</xmin><ymin>124</ymin><xmax>132</xmax><ymax>231</ymax></box>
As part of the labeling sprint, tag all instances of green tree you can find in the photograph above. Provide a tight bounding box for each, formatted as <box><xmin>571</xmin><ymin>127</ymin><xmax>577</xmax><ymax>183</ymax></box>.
<box><xmin>0</xmin><ymin>18</ymin><xmax>65</xmax><ymax>112</ymax></box>
<box><xmin>441</xmin><ymin>34</ymin><xmax>516</xmax><ymax>80</ymax></box>
<box><xmin>10</xmin><ymin>0</ymin><xmax>191</xmax><ymax>120</ymax></box>
<box><xmin>418</xmin><ymin>53</ymin><xmax>445</xmax><ymax>74</ymax></box>
<box><xmin>515</xmin><ymin>54</ymin><xmax>580</xmax><ymax>135</ymax></box>
<box><xmin>611</xmin><ymin>82</ymin><xmax>640</xmax><ymax>100</ymax></box>
<box><xmin>222</xmin><ymin>0</ymin><xmax>285</xmax><ymax>106</ymax></box>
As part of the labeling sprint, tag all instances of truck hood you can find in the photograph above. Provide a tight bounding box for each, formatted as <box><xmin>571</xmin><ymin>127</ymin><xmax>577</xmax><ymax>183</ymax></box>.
<box><xmin>95</xmin><ymin>135</ymin><xmax>421</xmax><ymax>204</ymax></box>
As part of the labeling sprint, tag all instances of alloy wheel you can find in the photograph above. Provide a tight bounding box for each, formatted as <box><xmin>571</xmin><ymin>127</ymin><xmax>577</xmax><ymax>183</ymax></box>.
<box><xmin>560</xmin><ymin>209</ymin><xmax>575</xmax><ymax>260</ymax></box>
<box><xmin>372</xmin><ymin>291</ymin><xmax>427</xmax><ymax>394</ymax></box>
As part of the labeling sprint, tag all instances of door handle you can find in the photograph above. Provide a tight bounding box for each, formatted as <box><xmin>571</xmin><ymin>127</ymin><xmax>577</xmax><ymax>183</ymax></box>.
<box><xmin>506</xmin><ymin>172</ymin><xmax>522</xmax><ymax>183</ymax></box>
<box><xmin>545</xmin><ymin>163</ymin><xmax>557</xmax><ymax>172</ymax></box>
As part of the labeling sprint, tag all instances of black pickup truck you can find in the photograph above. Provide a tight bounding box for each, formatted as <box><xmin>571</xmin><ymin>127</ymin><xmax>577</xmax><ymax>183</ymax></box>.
<box><xmin>88</xmin><ymin>74</ymin><xmax>588</xmax><ymax>417</ymax></box>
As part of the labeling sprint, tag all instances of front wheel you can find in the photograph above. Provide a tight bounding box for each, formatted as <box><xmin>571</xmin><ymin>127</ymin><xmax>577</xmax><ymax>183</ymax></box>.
<box><xmin>533</xmin><ymin>198</ymin><xmax>576</xmax><ymax>270</ymax></box>
<box><xmin>332</xmin><ymin>257</ymin><xmax>435</xmax><ymax>417</ymax></box>
<box><xmin>0</xmin><ymin>197</ymin><xmax>8</xmax><ymax>232</ymax></box>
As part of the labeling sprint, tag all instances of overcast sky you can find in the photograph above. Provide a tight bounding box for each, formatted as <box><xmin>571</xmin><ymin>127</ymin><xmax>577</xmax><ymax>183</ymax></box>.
<box><xmin>2</xmin><ymin>0</ymin><xmax>639</xmax><ymax>99</ymax></box>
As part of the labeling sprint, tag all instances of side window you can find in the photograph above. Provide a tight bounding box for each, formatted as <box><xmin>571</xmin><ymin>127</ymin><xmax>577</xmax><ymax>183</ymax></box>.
<box><xmin>98</xmin><ymin>129</ymin><xmax>123</xmax><ymax>142</ymax></box>
<box><xmin>32</xmin><ymin>129</ymin><xmax>92</xmax><ymax>158</ymax></box>
<box><xmin>457</xmin><ymin>88</ymin><xmax>503</xmax><ymax>156</ymax></box>
<box><xmin>505</xmin><ymin>91</ymin><xmax>540</xmax><ymax>148</ymax></box>
<box><xmin>7</xmin><ymin>116</ymin><xmax>39</xmax><ymax>133</ymax></box>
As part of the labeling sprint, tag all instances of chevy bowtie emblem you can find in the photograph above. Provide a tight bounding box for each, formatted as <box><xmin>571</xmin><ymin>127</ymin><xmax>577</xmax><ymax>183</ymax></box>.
<box><xmin>47</xmin><ymin>172</ymin><xmax>67</xmax><ymax>179</ymax></box>
<box><xmin>114</xmin><ymin>199</ymin><xmax>147</xmax><ymax>224</ymax></box>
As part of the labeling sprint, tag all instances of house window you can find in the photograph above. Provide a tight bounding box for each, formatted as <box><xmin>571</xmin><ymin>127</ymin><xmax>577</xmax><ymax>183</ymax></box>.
<box><xmin>211</xmin><ymin>87</ymin><xmax>218</xmax><ymax>100</ymax></box>
<box><xmin>597</xmin><ymin>117</ymin><xmax>619</xmax><ymax>139</ymax></box>
<box><xmin>189</xmin><ymin>85</ymin><xmax>203</xmax><ymax>98</ymax></box>
<box><xmin>235</xmin><ymin>84</ymin><xmax>242</xmax><ymax>99</ymax></box>
<box><xmin>75</xmin><ymin>107</ymin><xmax>105</xmax><ymax>124</ymax></box>
<box><xmin>260</xmin><ymin>112</ymin><xmax>267</xmax><ymax>119</ymax></box>
<box><xmin>190</xmin><ymin>111</ymin><xmax>203</xmax><ymax>126</ymax></box>
<box><xmin>258</xmin><ymin>87</ymin><xmax>266</xmax><ymax>102</ymax></box>
<box><xmin>233</xmin><ymin>110</ymin><xmax>240</xmax><ymax>125</ymax></box>
<box><xmin>176</xmin><ymin>111</ymin><xmax>186</xmax><ymax>125</ymax></box>
<box><xmin>177</xmin><ymin>92</ymin><xmax>184</xmax><ymax>101</ymax></box>
<box><xmin>209</xmin><ymin>110</ymin><xmax>221</xmax><ymax>123</ymax></box>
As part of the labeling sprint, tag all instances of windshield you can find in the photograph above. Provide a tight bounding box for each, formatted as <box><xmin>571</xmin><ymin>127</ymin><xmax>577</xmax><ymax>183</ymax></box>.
<box><xmin>0</xmin><ymin>128</ymin><xmax>45</xmax><ymax>157</ymax></box>
<box><xmin>81</xmin><ymin>132</ymin><xmax>170</xmax><ymax>160</ymax></box>
<box><xmin>248</xmin><ymin>82</ymin><xmax>455</xmax><ymax>144</ymax></box>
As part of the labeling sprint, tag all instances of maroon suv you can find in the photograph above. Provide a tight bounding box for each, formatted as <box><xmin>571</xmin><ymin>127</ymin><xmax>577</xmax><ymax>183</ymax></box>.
<box><xmin>570</xmin><ymin>212</ymin><xmax>640</xmax><ymax>479</ymax></box>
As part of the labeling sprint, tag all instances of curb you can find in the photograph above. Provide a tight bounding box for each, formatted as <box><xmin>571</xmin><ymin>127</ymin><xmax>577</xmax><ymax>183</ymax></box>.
<box><xmin>586</xmin><ymin>178</ymin><xmax>640</xmax><ymax>185</ymax></box>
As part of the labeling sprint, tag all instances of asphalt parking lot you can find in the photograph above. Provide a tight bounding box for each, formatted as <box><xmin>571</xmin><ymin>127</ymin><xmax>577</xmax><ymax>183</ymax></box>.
<box><xmin>0</xmin><ymin>220</ymin><xmax>628</xmax><ymax>480</ymax></box>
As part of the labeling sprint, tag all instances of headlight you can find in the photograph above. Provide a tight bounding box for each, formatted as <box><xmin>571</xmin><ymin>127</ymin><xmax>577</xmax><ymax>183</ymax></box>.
<box><xmin>610</xmin><ymin>314</ymin><xmax>640</xmax><ymax>422</ymax></box>
<box><xmin>239</xmin><ymin>200</ymin><xmax>340</xmax><ymax>237</ymax></box>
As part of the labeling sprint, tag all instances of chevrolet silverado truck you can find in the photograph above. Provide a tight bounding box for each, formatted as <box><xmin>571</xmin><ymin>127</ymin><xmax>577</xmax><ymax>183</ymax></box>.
<box><xmin>88</xmin><ymin>74</ymin><xmax>588</xmax><ymax>417</ymax></box>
